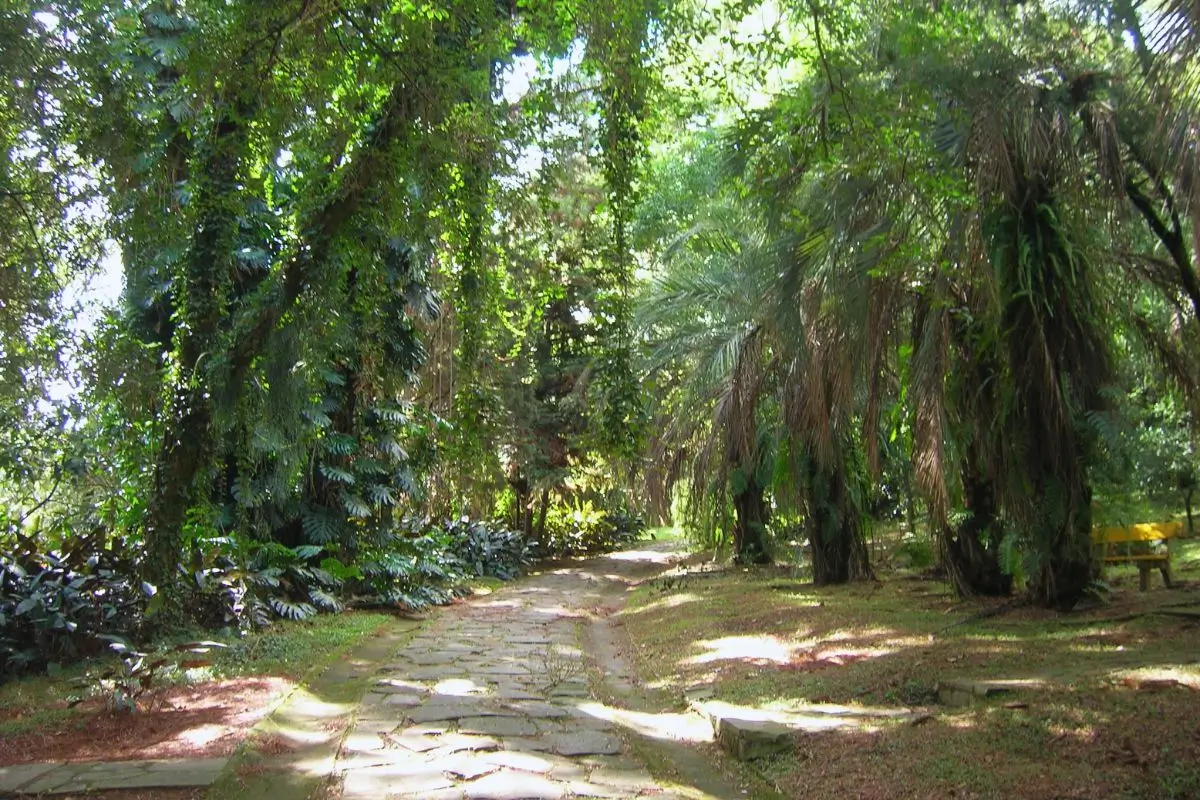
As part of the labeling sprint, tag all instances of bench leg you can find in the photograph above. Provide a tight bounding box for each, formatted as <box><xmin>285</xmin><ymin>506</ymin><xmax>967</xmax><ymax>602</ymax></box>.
<box><xmin>1161</xmin><ymin>562</ymin><xmax>1173</xmax><ymax>589</ymax></box>
<box><xmin>1139</xmin><ymin>564</ymin><xmax>1151</xmax><ymax>592</ymax></box>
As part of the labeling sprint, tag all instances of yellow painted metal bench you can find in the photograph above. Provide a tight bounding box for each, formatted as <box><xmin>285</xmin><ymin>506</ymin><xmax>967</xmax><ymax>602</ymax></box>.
<box><xmin>1091</xmin><ymin>521</ymin><xmax>1184</xmax><ymax>591</ymax></box>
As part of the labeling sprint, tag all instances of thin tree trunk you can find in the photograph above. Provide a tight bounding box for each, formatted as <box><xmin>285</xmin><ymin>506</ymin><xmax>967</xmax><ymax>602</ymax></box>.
<box><xmin>535</xmin><ymin>487</ymin><xmax>551</xmax><ymax>548</ymax></box>
<box><xmin>1186</xmin><ymin>486</ymin><xmax>1194</xmax><ymax>536</ymax></box>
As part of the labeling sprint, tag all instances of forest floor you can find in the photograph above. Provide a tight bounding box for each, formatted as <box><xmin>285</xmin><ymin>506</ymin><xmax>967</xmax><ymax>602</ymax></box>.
<box><xmin>619</xmin><ymin>534</ymin><xmax>1200</xmax><ymax>800</ymax></box>
<box><xmin>1</xmin><ymin>541</ymin><xmax>773</xmax><ymax>799</ymax></box>
<box><xmin>6</xmin><ymin>534</ymin><xmax>1200</xmax><ymax>799</ymax></box>
<box><xmin>0</xmin><ymin>611</ymin><xmax>398</xmax><ymax>770</ymax></box>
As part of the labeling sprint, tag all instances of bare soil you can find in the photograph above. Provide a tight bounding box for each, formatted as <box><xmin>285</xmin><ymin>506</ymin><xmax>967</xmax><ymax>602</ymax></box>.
<box><xmin>0</xmin><ymin>677</ymin><xmax>291</xmax><ymax>766</ymax></box>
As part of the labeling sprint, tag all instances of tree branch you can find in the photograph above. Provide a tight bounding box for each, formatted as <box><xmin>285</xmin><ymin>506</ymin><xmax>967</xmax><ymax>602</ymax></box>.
<box><xmin>1124</xmin><ymin>175</ymin><xmax>1200</xmax><ymax>322</ymax></box>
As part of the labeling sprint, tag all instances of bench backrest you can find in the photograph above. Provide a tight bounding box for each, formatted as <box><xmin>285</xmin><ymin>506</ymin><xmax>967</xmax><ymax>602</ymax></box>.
<box><xmin>1090</xmin><ymin>521</ymin><xmax>1185</xmax><ymax>544</ymax></box>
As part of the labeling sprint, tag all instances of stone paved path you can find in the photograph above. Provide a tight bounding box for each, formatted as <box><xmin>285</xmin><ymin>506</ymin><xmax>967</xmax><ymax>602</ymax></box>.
<box><xmin>336</xmin><ymin>556</ymin><xmax>683</xmax><ymax>800</ymax></box>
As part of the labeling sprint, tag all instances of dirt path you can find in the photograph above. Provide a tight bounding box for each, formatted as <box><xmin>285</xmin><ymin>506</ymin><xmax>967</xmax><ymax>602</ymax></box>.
<box><xmin>331</xmin><ymin>542</ymin><xmax>758</xmax><ymax>800</ymax></box>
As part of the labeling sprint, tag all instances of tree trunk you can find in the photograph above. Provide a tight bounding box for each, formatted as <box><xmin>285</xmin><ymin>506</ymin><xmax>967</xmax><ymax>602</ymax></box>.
<box><xmin>143</xmin><ymin>97</ymin><xmax>253</xmax><ymax>592</ymax></box>
<box><xmin>805</xmin><ymin>459</ymin><xmax>873</xmax><ymax>584</ymax></box>
<box><xmin>1026</xmin><ymin>479</ymin><xmax>1097</xmax><ymax>610</ymax></box>
<box><xmin>535</xmin><ymin>486</ymin><xmax>551</xmax><ymax>548</ymax></box>
<box><xmin>731</xmin><ymin>476</ymin><xmax>771</xmax><ymax>565</ymax></box>
<box><xmin>940</xmin><ymin>462</ymin><xmax>1012</xmax><ymax>597</ymax></box>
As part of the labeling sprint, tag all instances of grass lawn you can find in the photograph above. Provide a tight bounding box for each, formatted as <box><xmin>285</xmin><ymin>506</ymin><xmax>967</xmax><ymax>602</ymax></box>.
<box><xmin>620</xmin><ymin>534</ymin><xmax>1200</xmax><ymax>799</ymax></box>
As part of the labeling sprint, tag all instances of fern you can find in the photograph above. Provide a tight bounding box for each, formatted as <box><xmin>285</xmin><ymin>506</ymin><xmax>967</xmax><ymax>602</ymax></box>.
<box><xmin>372</xmin><ymin>406</ymin><xmax>408</xmax><ymax>423</ymax></box>
<box><xmin>292</xmin><ymin>544</ymin><xmax>323</xmax><ymax>560</ymax></box>
<box><xmin>377</xmin><ymin>435</ymin><xmax>407</xmax><ymax>460</ymax></box>
<box><xmin>321</xmin><ymin>433</ymin><xmax>357</xmax><ymax>456</ymax></box>
<box><xmin>308</xmin><ymin>588</ymin><xmax>343</xmax><ymax>611</ymax></box>
<box><xmin>301</xmin><ymin>509</ymin><xmax>343</xmax><ymax>544</ymax></box>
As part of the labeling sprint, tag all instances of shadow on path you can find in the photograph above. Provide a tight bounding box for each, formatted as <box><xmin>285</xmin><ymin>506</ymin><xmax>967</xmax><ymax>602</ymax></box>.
<box><xmin>208</xmin><ymin>541</ymin><xmax>773</xmax><ymax>800</ymax></box>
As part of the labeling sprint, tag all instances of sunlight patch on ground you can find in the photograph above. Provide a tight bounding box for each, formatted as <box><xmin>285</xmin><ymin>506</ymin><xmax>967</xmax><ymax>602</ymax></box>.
<box><xmin>1111</xmin><ymin>665</ymin><xmax>1200</xmax><ymax>689</ymax></box>
<box><xmin>432</xmin><ymin>678</ymin><xmax>489</xmax><ymax>696</ymax></box>
<box><xmin>531</xmin><ymin>604</ymin><xmax>586</xmax><ymax>618</ymax></box>
<box><xmin>684</xmin><ymin>635</ymin><xmax>797</xmax><ymax>665</ymax></box>
<box><xmin>622</xmin><ymin>592</ymin><xmax>702</xmax><ymax>616</ymax></box>
<box><xmin>476</xmin><ymin>599</ymin><xmax>522</xmax><ymax>610</ymax></box>
<box><xmin>602</xmin><ymin>549</ymin><xmax>679</xmax><ymax>565</ymax></box>
<box><xmin>175</xmin><ymin>724</ymin><xmax>227</xmax><ymax>748</ymax></box>
<box><xmin>572</xmin><ymin>701</ymin><xmax>713</xmax><ymax>743</ymax></box>
<box><xmin>286</xmin><ymin>694</ymin><xmax>353</xmax><ymax>720</ymax></box>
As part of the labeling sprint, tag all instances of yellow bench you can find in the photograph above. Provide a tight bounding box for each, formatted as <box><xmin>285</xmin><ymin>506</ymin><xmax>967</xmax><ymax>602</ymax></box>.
<box><xmin>1091</xmin><ymin>522</ymin><xmax>1183</xmax><ymax>591</ymax></box>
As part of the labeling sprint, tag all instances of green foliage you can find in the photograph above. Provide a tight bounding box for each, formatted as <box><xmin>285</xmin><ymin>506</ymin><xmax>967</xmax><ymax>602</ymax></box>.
<box><xmin>539</xmin><ymin>501</ymin><xmax>646</xmax><ymax>557</ymax></box>
<box><xmin>187</xmin><ymin>540</ymin><xmax>347</xmax><ymax>628</ymax></box>
<box><xmin>0</xmin><ymin>535</ymin><xmax>146</xmax><ymax>679</ymax></box>
<box><xmin>354</xmin><ymin>524</ymin><xmax>466</xmax><ymax>612</ymax></box>
<box><xmin>444</xmin><ymin>518</ymin><xmax>534</xmax><ymax>581</ymax></box>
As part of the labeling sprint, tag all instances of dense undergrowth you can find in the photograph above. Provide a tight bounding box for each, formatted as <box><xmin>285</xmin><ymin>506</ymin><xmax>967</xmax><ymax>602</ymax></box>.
<box><xmin>1</xmin><ymin>508</ymin><xmax>644</xmax><ymax>681</ymax></box>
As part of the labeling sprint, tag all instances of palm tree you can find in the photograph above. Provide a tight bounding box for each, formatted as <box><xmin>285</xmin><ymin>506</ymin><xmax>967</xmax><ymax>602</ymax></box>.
<box><xmin>639</xmin><ymin>207</ymin><xmax>778</xmax><ymax>565</ymax></box>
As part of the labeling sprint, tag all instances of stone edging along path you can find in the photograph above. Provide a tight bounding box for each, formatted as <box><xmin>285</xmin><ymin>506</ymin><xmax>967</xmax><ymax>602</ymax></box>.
<box><xmin>0</xmin><ymin>757</ymin><xmax>229</xmax><ymax>795</ymax></box>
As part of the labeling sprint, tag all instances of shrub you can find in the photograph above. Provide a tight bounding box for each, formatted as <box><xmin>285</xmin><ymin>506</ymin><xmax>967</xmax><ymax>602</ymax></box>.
<box><xmin>444</xmin><ymin>517</ymin><xmax>533</xmax><ymax>580</ymax></box>
<box><xmin>188</xmin><ymin>539</ymin><xmax>352</xmax><ymax>627</ymax></box>
<box><xmin>353</xmin><ymin>520</ymin><xmax>469</xmax><ymax>611</ymax></box>
<box><xmin>1</xmin><ymin>533</ymin><xmax>146</xmax><ymax>679</ymax></box>
<box><xmin>540</xmin><ymin>501</ymin><xmax>645</xmax><ymax>557</ymax></box>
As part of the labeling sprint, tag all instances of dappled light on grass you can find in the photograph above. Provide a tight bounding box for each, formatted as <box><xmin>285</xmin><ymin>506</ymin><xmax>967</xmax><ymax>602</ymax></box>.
<box><xmin>693</xmin><ymin>698</ymin><xmax>918</xmax><ymax>734</ymax></box>
<box><xmin>682</xmin><ymin>627</ymin><xmax>912</xmax><ymax>672</ymax></box>
<box><xmin>622</xmin><ymin>592</ymin><xmax>702</xmax><ymax>616</ymax></box>
<box><xmin>1110</xmin><ymin>665</ymin><xmax>1200</xmax><ymax>689</ymax></box>
<box><xmin>684</xmin><ymin>634</ymin><xmax>797</xmax><ymax>665</ymax></box>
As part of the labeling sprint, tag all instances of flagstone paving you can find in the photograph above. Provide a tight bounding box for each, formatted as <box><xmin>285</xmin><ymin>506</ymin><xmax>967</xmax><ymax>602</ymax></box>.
<box><xmin>336</xmin><ymin>568</ymin><xmax>680</xmax><ymax>800</ymax></box>
<box><xmin>0</xmin><ymin>545</ymin><xmax>723</xmax><ymax>799</ymax></box>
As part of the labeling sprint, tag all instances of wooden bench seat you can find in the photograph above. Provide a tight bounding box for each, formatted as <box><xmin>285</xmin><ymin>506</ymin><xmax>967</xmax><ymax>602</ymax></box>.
<box><xmin>1090</xmin><ymin>521</ymin><xmax>1183</xmax><ymax>591</ymax></box>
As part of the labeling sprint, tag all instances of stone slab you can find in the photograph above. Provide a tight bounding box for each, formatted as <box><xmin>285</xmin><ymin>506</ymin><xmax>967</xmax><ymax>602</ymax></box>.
<box><xmin>714</xmin><ymin>717</ymin><xmax>794</xmax><ymax>761</ymax></box>
<box><xmin>547</xmin><ymin>731</ymin><xmax>623</xmax><ymax>756</ymax></box>
<box><xmin>462</xmin><ymin>769</ymin><xmax>567</xmax><ymax>799</ymax></box>
<box><xmin>0</xmin><ymin>762</ymin><xmax>62</xmax><ymax>793</ymax></box>
<box><xmin>458</xmin><ymin>715</ymin><xmax>539</xmax><ymax>737</ymax></box>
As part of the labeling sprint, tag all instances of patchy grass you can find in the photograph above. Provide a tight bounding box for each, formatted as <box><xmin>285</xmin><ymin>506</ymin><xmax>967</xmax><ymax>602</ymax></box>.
<box><xmin>0</xmin><ymin>611</ymin><xmax>394</xmax><ymax>750</ymax></box>
<box><xmin>620</xmin><ymin>540</ymin><xmax>1200</xmax><ymax>799</ymax></box>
